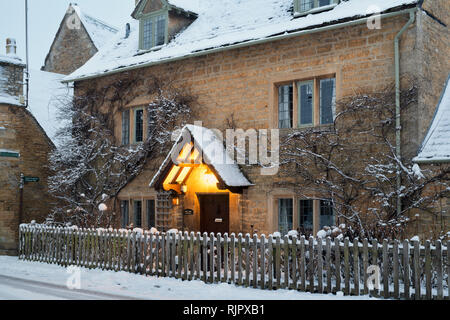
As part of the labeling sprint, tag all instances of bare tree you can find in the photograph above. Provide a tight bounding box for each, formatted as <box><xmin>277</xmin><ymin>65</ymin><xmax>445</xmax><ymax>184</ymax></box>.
<box><xmin>281</xmin><ymin>83</ymin><xmax>449</xmax><ymax>240</ymax></box>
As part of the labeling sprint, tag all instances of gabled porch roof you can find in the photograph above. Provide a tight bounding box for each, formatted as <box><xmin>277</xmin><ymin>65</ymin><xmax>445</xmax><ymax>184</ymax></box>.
<box><xmin>150</xmin><ymin>125</ymin><xmax>253</xmax><ymax>192</ymax></box>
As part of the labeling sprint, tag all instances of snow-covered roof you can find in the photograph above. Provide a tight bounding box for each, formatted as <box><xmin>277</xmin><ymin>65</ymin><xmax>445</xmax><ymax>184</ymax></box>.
<box><xmin>150</xmin><ymin>125</ymin><xmax>253</xmax><ymax>188</ymax></box>
<box><xmin>71</xmin><ymin>4</ymin><xmax>119</xmax><ymax>49</ymax></box>
<box><xmin>414</xmin><ymin>75</ymin><xmax>450</xmax><ymax>163</ymax></box>
<box><xmin>0</xmin><ymin>54</ymin><xmax>25</xmax><ymax>67</ymax></box>
<box><xmin>64</xmin><ymin>0</ymin><xmax>418</xmax><ymax>82</ymax></box>
<box><xmin>0</xmin><ymin>94</ymin><xmax>22</xmax><ymax>107</ymax></box>
<box><xmin>27</xmin><ymin>69</ymin><xmax>72</xmax><ymax>144</ymax></box>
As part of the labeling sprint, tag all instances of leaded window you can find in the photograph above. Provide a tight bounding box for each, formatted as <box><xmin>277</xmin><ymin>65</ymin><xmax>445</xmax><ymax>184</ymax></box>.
<box><xmin>278</xmin><ymin>199</ymin><xmax>293</xmax><ymax>236</ymax></box>
<box><xmin>320</xmin><ymin>78</ymin><xmax>336</xmax><ymax>125</ymax></box>
<box><xmin>320</xmin><ymin>199</ymin><xmax>334</xmax><ymax>229</ymax></box>
<box><xmin>122</xmin><ymin>110</ymin><xmax>130</xmax><ymax>145</ymax></box>
<box><xmin>140</xmin><ymin>13</ymin><xmax>167</xmax><ymax>50</ymax></box>
<box><xmin>142</xmin><ymin>17</ymin><xmax>153</xmax><ymax>50</ymax></box>
<box><xmin>296</xmin><ymin>0</ymin><xmax>338</xmax><ymax>14</ymax></box>
<box><xmin>135</xmin><ymin>109</ymin><xmax>144</xmax><ymax>143</ymax></box>
<box><xmin>278</xmin><ymin>85</ymin><xmax>293</xmax><ymax>129</ymax></box>
<box><xmin>299</xmin><ymin>199</ymin><xmax>314</xmax><ymax>235</ymax></box>
<box><xmin>121</xmin><ymin>201</ymin><xmax>129</xmax><ymax>229</ymax></box>
<box><xmin>147</xmin><ymin>199</ymin><xmax>156</xmax><ymax>229</ymax></box>
<box><xmin>298</xmin><ymin>81</ymin><xmax>314</xmax><ymax>126</ymax></box>
<box><xmin>134</xmin><ymin>200</ymin><xmax>142</xmax><ymax>228</ymax></box>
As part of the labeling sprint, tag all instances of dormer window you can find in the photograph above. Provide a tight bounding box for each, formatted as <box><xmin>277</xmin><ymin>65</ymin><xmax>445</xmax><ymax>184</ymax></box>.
<box><xmin>141</xmin><ymin>12</ymin><xmax>168</xmax><ymax>50</ymax></box>
<box><xmin>133</xmin><ymin>0</ymin><xmax>198</xmax><ymax>51</ymax></box>
<box><xmin>294</xmin><ymin>0</ymin><xmax>339</xmax><ymax>16</ymax></box>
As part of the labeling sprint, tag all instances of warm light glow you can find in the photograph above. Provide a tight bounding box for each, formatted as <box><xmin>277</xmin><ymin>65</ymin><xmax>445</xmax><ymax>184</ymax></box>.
<box><xmin>172</xmin><ymin>197</ymin><xmax>179</xmax><ymax>206</ymax></box>
<box><xmin>181</xmin><ymin>185</ymin><xmax>188</xmax><ymax>193</ymax></box>
<box><xmin>176</xmin><ymin>167</ymin><xmax>191</xmax><ymax>184</ymax></box>
<box><xmin>203</xmin><ymin>168</ymin><xmax>218</xmax><ymax>185</ymax></box>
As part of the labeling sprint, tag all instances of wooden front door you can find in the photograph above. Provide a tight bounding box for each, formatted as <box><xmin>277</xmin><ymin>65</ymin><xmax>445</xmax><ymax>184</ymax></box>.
<box><xmin>199</xmin><ymin>194</ymin><xmax>229</xmax><ymax>234</ymax></box>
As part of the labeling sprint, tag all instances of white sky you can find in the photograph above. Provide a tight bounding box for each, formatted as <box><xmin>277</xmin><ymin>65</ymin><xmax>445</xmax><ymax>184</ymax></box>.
<box><xmin>0</xmin><ymin>0</ymin><xmax>135</xmax><ymax>70</ymax></box>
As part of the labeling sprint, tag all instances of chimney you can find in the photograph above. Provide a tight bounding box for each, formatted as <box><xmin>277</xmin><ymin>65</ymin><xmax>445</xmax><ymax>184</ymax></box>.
<box><xmin>6</xmin><ymin>38</ymin><xmax>17</xmax><ymax>56</ymax></box>
<box><xmin>0</xmin><ymin>38</ymin><xmax>25</xmax><ymax>104</ymax></box>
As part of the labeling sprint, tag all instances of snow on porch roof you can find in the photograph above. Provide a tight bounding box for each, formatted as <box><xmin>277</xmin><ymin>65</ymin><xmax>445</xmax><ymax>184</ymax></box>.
<box><xmin>63</xmin><ymin>0</ymin><xmax>418</xmax><ymax>82</ymax></box>
<box><xmin>150</xmin><ymin>125</ymin><xmax>253</xmax><ymax>189</ymax></box>
<box><xmin>414</xmin><ymin>75</ymin><xmax>450</xmax><ymax>163</ymax></box>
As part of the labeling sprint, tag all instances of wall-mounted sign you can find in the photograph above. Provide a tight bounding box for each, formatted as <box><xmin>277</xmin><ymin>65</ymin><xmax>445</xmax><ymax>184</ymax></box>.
<box><xmin>23</xmin><ymin>176</ymin><xmax>39</xmax><ymax>183</ymax></box>
<box><xmin>215</xmin><ymin>218</ymin><xmax>223</xmax><ymax>223</ymax></box>
<box><xmin>183</xmin><ymin>209</ymin><xmax>194</xmax><ymax>216</ymax></box>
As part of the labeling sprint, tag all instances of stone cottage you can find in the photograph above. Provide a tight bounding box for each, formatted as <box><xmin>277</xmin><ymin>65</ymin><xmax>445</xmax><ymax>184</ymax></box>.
<box><xmin>62</xmin><ymin>0</ymin><xmax>449</xmax><ymax>238</ymax></box>
<box><xmin>0</xmin><ymin>40</ymin><xmax>55</xmax><ymax>255</ymax></box>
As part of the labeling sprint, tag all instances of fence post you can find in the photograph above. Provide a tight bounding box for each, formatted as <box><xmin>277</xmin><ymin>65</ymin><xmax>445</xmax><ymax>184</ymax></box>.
<box><xmin>155</xmin><ymin>233</ymin><xmax>160</xmax><ymax>277</ymax></box>
<box><xmin>183</xmin><ymin>231</ymin><xmax>189</xmax><ymax>281</ymax></box>
<box><xmin>196</xmin><ymin>232</ymin><xmax>201</xmax><ymax>280</ymax></box>
<box><xmin>403</xmin><ymin>240</ymin><xmax>410</xmax><ymax>299</ymax></box>
<box><xmin>344</xmin><ymin>238</ymin><xmax>350</xmax><ymax>296</ymax></box>
<box><xmin>317</xmin><ymin>237</ymin><xmax>323</xmax><ymax>294</ymax></box>
<box><xmin>334</xmin><ymin>238</ymin><xmax>341</xmax><ymax>293</ymax></box>
<box><xmin>326</xmin><ymin>237</ymin><xmax>332</xmax><ymax>293</ymax></box>
<box><xmin>230</xmin><ymin>233</ymin><xmax>236</xmax><ymax>284</ymax></box>
<box><xmin>202</xmin><ymin>232</ymin><xmax>208</xmax><ymax>283</ymax></box>
<box><xmin>238</xmin><ymin>234</ymin><xmax>243</xmax><ymax>286</ymax></box>
<box><xmin>253</xmin><ymin>234</ymin><xmax>258</xmax><ymax>289</ymax></box>
<box><xmin>291</xmin><ymin>235</ymin><xmax>297</xmax><ymax>291</ymax></box>
<box><xmin>435</xmin><ymin>240</ymin><xmax>443</xmax><ymax>300</ymax></box>
<box><xmin>352</xmin><ymin>238</ymin><xmax>359</xmax><ymax>296</ymax></box>
<box><xmin>217</xmin><ymin>233</ymin><xmax>222</xmax><ymax>283</ymax></box>
<box><xmin>275</xmin><ymin>236</ymin><xmax>281</xmax><ymax>289</ymax></box>
<box><xmin>425</xmin><ymin>240</ymin><xmax>431</xmax><ymax>300</ymax></box>
<box><xmin>210</xmin><ymin>233</ymin><xmax>215</xmax><ymax>283</ymax></box>
<box><xmin>261</xmin><ymin>234</ymin><xmax>266</xmax><ymax>290</ymax></box>
<box><xmin>413</xmin><ymin>240</ymin><xmax>421</xmax><ymax>300</ymax></box>
<box><xmin>267</xmin><ymin>235</ymin><xmax>273</xmax><ymax>290</ymax></box>
<box><xmin>245</xmin><ymin>234</ymin><xmax>250</xmax><ymax>287</ymax></box>
<box><xmin>283</xmin><ymin>235</ymin><xmax>289</xmax><ymax>289</ymax></box>
<box><xmin>371</xmin><ymin>239</ymin><xmax>378</xmax><ymax>297</ymax></box>
<box><xmin>393</xmin><ymin>240</ymin><xmax>399</xmax><ymax>299</ymax></box>
<box><xmin>189</xmin><ymin>232</ymin><xmax>195</xmax><ymax>281</ymax></box>
<box><xmin>224</xmin><ymin>233</ymin><xmax>229</xmax><ymax>283</ymax></box>
<box><xmin>300</xmin><ymin>236</ymin><xmax>306</xmax><ymax>292</ymax></box>
<box><xmin>178</xmin><ymin>232</ymin><xmax>183</xmax><ymax>279</ymax></box>
<box><xmin>382</xmin><ymin>239</ymin><xmax>389</xmax><ymax>299</ymax></box>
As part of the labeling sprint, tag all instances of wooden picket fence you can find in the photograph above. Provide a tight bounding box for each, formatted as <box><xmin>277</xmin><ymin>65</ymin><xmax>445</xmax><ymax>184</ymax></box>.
<box><xmin>19</xmin><ymin>224</ymin><xmax>449</xmax><ymax>300</ymax></box>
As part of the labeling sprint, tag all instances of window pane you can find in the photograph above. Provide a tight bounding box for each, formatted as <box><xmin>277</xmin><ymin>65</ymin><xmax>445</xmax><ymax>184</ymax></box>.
<box><xmin>320</xmin><ymin>200</ymin><xmax>334</xmax><ymax>228</ymax></box>
<box><xmin>278</xmin><ymin>85</ymin><xmax>293</xmax><ymax>129</ymax></box>
<box><xmin>299</xmin><ymin>200</ymin><xmax>314</xmax><ymax>236</ymax></box>
<box><xmin>142</xmin><ymin>18</ymin><xmax>153</xmax><ymax>49</ymax></box>
<box><xmin>319</xmin><ymin>0</ymin><xmax>333</xmax><ymax>6</ymax></box>
<box><xmin>299</xmin><ymin>0</ymin><xmax>314</xmax><ymax>11</ymax></box>
<box><xmin>278</xmin><ymin>199</ymin><xmax>293</xmax><ymax>236</ymax></box>
<box><xmin>121</xmin><ymin>201</ymin><xmax>129</xmax><ymax>228</ymax></box>
<box><xmin>320</xmin><ymin>78</ymin><xmax>336</xmax><ymax>124</ymax></box>
<box><xmin>134</xmin><ymin>201</ymin><xmax>142</xmax><ymax>228</ymax></box>
<box><xmin>135</xmin><ymin>109</ymin><xmax>144</xmax><ymax>142</ymax></box>
<box><xmin>299</xmin><ymin>82</ymin><xmax>313</xmax><ymax>125</ymax></box>
<box><xmin>122</xmin><ymin>110</ymin><xmax>130</xmax><ymax>145</ymax></box>
<box><xmin>147</xmin><ymin>200</ymin><xmax>156</xmax><ymax>229</ymax></box>
<box><xmin>156</xmin><ymin>15</ymin><xmax>166</xmax><ymax>46</ymax></box>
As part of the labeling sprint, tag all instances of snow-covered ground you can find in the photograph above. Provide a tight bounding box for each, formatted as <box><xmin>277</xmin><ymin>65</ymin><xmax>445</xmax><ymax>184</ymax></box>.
<box><xmin>0</xmin><ymin>256</ymin><xmax>376</xmax><ymax>300</ymax></box>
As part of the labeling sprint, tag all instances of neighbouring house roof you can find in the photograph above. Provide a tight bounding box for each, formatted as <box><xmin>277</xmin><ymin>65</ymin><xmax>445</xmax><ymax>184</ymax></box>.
<box><xmin>150</xmin><ymin>125</ymin><xmax>253</xmax><ymax>189</ymax></box>
<box><xmin>414</xmin><ymin>75</ymin><xmax>450</xmax><ymax>163</ymax></box>
<box><xmin>71</xmin><ymin>4</ymin><xmax>119</xmax><ymax>49</ymax></box>
<box><xmin>132</xmin><ymin>0</ymin><xmax>199</xmax><ymax>19</ymax></box>
<box><xmin>63</xmin><ymin>0</ymin><xmax>419</xmax><ymax>82</ymax></box>
<box><xmin>0</xmin><ymin>54</ymin><xmax>26</xmax><ymax>67</ymax></box>
<box><xmin>27</xmin><ymin>69</ymin><xmax>72</xmax><ymax>145</ymax></box>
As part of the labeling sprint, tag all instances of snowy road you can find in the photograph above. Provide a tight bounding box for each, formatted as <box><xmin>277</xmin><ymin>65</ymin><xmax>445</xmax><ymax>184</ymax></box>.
<box><xmin>0</xmin><ymin>275</ymin><xmax>138</xmax><ymax>300</ymax></box>
<box><xmin>0</xmin><ymin>256</ymin><xmax>376</xmax><ymax>300</ymax></box>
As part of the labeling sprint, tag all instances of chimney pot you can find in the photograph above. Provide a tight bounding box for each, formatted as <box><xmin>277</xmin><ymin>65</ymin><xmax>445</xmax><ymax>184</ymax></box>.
<box><xmin>6</xmin><ymin>38</ymin><xmax>17</xmax><ymax>56</ymax></box>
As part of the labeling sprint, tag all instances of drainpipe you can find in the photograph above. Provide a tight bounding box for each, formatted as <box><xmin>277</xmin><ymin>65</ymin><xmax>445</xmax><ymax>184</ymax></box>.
<box><xmin>394</xmin><ymin>10</ymin><xmax>416</xmax><ymax>217</ymax></box>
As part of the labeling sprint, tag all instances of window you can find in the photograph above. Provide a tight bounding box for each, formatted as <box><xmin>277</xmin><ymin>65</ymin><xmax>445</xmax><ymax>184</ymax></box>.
<box><xmin>320</xmin><ymin>78</ymin><xmax>336</xmax><ymax>125</ymax></box>
<box><xmin>147</xmin><ymin>199</ymin><xmax>156</xmax><ymax>229</ymax></box>
<box><xmin>134</xmin><ymin>200</ymin><xmax>142</xmax><ymax>228</ymax></box>
<box><xmin>298</xmin><ymin>81</ymin><xmax>314</xmax><ymax>126</ymax></box>
<box><xmin>121</xmin><ymin>201</ymin><xmax>129</xmax><ymax>228</ymax></box>
<box><xmin>276</xmin><ymin>76</ymin><xmax>336</xmax><ymax>128</ymax></box>
<box><xmin>278</xmin><ymin>199</ymin><xmax>293</xmax><ymax>236</ymax></box>
<box><xmin>295</xmin><ymin>0</ymin><xmax>338</xmax><ymax>14</ymax></box>
<box><xmin>134</xmin><ymin>108</ymin><xmax>144</xmax><ymax>143</ymax></box>
<box><xmin>122</xmin><ymin>110</ymin><xmax>130</xmax><ymax>145</ymax></box>
<box><xmin>278</xmin><ymin>85</ymin><xmax>293</xmax><ymax>129</ymax></box>
<box><xmin>320</xmin><ymin>200</ymin><xmax>334</xmax><ymax>229</ymax></box>
<box><xmin>299</xmin><ymin>200</ymin><xmax>314</xmax><ymax>235</ymax></box>
<box><xmin>140</xmin><ymin>13</ymin><xmax>167</xmax><ymax>50</ymax></box>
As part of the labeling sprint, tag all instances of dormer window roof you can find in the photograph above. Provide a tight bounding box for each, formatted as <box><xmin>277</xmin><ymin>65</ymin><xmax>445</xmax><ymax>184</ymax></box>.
<box><xmin>133</xmin><ymin>0</ymin><xmax>198</xmax><ymax>51</ymax></box>
<box><xmin>294</xmin><ymin>0</ymin><xmax>339</xmax><ymax>17</ymax></box>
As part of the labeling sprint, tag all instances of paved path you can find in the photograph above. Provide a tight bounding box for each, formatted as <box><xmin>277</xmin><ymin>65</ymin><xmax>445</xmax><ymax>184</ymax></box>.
<box><xmin>0</xmin><ymin>275</ymin><xmax>140</xmax><ymax>300</ymax></box>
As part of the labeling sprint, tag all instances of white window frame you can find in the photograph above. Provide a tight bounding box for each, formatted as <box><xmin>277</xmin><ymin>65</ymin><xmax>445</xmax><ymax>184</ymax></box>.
<box><xmin>294</xmin><ymin>0</ymin><xmax>339</xmax><ymax>17</ymax></box>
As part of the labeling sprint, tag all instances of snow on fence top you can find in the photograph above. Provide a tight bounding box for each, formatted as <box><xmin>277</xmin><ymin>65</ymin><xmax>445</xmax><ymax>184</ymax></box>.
<box><xmin>414</xmin><ymin>75</ymin><xmax>450</xmax><ymax>163</ymax></box>
<box><xmin>63</xmin><ymin>0</ymin><xmax>418</xmax><ymax>82</ymax></box>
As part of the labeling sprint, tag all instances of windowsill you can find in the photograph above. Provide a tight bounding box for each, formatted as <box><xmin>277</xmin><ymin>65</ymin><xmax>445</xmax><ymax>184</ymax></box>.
<box><xmin>293</xmin><ymin>3</ymin><xmax>338</xmax><ymax>18</ymax></box>
<box><xmin>135</xmin><ymin>44</ymin><xmax>165</xmax><ymax>56</ymax></box>
<box><xmin>278</xmin><ymin>123</ymin><xmax>335</xmax><ymax>133</ymax></box>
